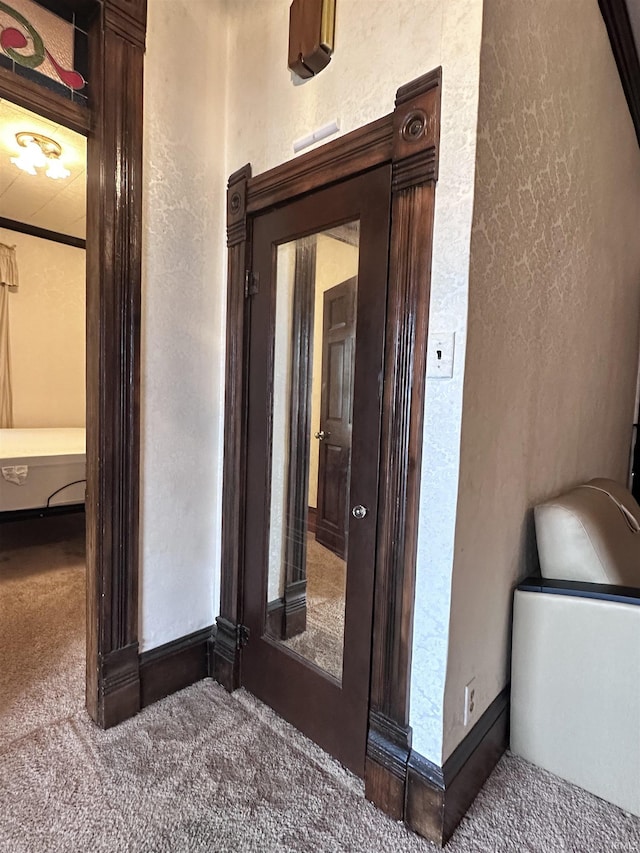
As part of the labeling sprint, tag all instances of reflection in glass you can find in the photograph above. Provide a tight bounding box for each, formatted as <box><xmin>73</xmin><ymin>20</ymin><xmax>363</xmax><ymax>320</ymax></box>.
<box><xmin>266</xmin><ymin>222</ymin><xmax>360</xmax><ymax>682</ymax></box>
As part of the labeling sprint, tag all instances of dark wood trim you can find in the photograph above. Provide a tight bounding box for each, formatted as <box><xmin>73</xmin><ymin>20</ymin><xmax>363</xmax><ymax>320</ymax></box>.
<box><xmin>307</xmin><ymin>505</ymin><xmax>317</xmax><ymax>534</ymax></box>
<box><xmin>405</xmin><ymin>687</ymin><xmax>509</xmax><ymax>846</ymax></box>
<box><xmin>282</xmin><ymin>237</ymin><xmax>316</xmax><ymax>639</ymax></box>
<box><xmin>365</xmin><ymin>67</ymin><xmax>441</xmax><ymax>819</ymax></box>
<box><xmin>518</xmin><ymin>575</ymin><xmax>640</xmax><ymax>605</ymax></box>
<box><xmin>266</xmin><ymin>583</ymin><xmax>308</xmax><ymax>641</ymax></box>
<box><xmin>97</xmin><ymin>642</ymin><xmax>140</xmax><ymax>728</ymax></box>
<box><xmin>140</xmin><ymin>626</ymin><xmax>213</xmax><ymax>708</ymax></box>
<box><xmin>0</xmin><ymin>217</ymin><xmax>86</xmax><ymax>250</ymax></box>
<box><xmin>266</xmin><ymin>598</ymin><xmax>285</xmax><ymax>638</ymax></box>
<box><xmin>218</xmin><ymin>65</ymin><xmax>443</xmax><ymax>827</ymax></box>
<box><xmin>365</xmin><ymin>710</ymin><xmax>413</xmax><ymax>820</ymax></box>
<box><xmin>103</xmin><ymin>0</ymin><xmax>146</xmax><ymax>50</ymax></box>
<box><xmin>84</xmin><ymin>0</ymin><xmax>146</xmax><ymax>729</ymax></box>
<box><xmin>246</xmin><ymin>115</ymin><xmax>394</xmax><ymax>214</ymax></box>
<box><xmin>213</xmin><ymin>163</ymin><xmax>252</xmax><ymax>691</ymax></box>
<box><xmin>599</xmin><ymin>0</ymin><xmax>640</xmax><ymax>147</ymax></box>
<box><xmin>283</xmin><ymin>578</ymin><xmax>307</xmax><ymax>639</ymax></box>
<box><xmin>0</xmin><ymin>64</ymin><xmax>91</xmax><ymax>134</ymax></box>
<box><xmin>1</xmin><ymin>0</ymin><xmax>146</xmax><ymax>731</ymax></box>
<box><xmin>265</xmin><ymin>593</ymin><xmax>309</xmax><ymax>641</ymax></box>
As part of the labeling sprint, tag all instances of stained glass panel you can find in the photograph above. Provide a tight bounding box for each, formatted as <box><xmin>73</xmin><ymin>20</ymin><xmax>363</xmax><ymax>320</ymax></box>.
<box><xmin>0</xmin><ymin>0</ymin><xmax>88</xmax><ymax>105</ymax></box>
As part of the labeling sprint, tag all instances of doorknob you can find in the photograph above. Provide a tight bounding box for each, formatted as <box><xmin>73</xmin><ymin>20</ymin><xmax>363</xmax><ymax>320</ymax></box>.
<box><xmin>352</xmin><ymin>505</ymin><xmax>368</xmax><ymax>519</ymax></box>
<box><xmin>314</xmin><ymin>430</ymin><xmax>331</xmax><ymax>440</ymax></box>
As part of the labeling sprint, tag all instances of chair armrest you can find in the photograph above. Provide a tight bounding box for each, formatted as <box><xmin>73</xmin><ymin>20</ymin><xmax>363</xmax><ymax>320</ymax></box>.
<box><xmin>517</xmin><ymin>575</ymin><xmax>640</xmax><ymax>606</ymax></box>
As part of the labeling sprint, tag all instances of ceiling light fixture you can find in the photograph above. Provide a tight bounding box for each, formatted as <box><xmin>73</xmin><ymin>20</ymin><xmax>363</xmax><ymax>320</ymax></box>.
<box><xmin>10</xmin><ymin>132</ymin><xmax>71</xmax><ymax>180</ymax></box>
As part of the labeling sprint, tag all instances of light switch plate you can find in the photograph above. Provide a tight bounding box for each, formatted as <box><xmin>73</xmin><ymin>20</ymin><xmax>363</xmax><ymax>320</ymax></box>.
<box><xmin>427</xmin><ymin>332</ymin><xmax>455</xmax><ymax>379</ymax></box>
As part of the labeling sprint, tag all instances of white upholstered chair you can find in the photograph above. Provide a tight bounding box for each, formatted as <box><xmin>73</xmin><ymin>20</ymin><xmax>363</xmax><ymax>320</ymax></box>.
<box><xmin>510</xmin><ymin>478</ymin><xmax>640</xmax><ymax>817</ymax></box>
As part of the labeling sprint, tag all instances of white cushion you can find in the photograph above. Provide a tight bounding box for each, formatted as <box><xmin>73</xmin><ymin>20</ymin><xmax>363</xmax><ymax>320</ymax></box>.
<box><xmin>534</xmin><ymin>478</ymin><xmax>640</xmax><ymax>586</ymax></box>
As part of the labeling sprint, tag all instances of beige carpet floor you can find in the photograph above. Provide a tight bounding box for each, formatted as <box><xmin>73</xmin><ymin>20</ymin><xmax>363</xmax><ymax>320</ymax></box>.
<box><xmin>0</xmin><ymin>513</ymin><xmax>86</xmax><ymax>744</ymax></box>
<box><xmin>1</xmin><ymin>515</ymin><xmax>640</xmax><ymax>851</ymax></box>
<box><xmin>283</xmin><ymin>534</ymin><xmax>346</xmax><ymax>679</ymax></box>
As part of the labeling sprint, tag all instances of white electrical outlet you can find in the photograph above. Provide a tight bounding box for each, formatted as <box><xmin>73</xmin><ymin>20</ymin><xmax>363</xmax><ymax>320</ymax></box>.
<box><xmin>464</xmin><ymin>678</ymin><xmax>476</xmax><ymax>727</ymax></box>
<box><xmin>427</xmin><ymin>332</ymin><xmax>455</xmax><ymax>379</ymax></box>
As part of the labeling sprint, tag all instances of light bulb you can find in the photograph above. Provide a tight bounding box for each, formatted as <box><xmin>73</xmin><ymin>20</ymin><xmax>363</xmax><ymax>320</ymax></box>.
<box><xmin>10</xmin><ymin>134</ymin><xmax>71</xmax><ymax>180</ymax></box>
<box><xmin>11</xmin><ymin>138</ymin><xmax>48</xmax><ymax>175</ymax></box>
<box><xmin>10</xmin><ymin>152</ymin><xmax>37</xmax><ymax>175</ymax></box>
<box><xmin>45</xmin><ymin>158</ymin><xmax>70</xmax><ymax>180</ymax></box>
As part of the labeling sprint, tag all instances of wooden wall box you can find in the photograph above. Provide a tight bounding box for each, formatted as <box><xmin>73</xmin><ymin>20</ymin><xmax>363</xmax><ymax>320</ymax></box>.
<box><xmin>288</xmin><ymin>0</ymin><xmax>335</xmax><ymax>79</ymax></box>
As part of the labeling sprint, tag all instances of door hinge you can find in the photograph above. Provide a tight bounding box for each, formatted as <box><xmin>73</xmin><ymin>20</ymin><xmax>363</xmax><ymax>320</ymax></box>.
<box><xmin>236</xmin><ymin>623</ymin><xmax>250</xmax><ymax>649</ymax></box>
<box><xmin>245</xmin><ymin>270</ymin><xmax>259</xmax><ymax>298</ymax></box>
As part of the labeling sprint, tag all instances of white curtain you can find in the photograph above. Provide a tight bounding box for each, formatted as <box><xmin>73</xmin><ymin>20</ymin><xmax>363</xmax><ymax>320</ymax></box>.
<box><xmin>0</xmin><ymin>243</ymin><xmax>19</xmax><ymax>429</ymax></box>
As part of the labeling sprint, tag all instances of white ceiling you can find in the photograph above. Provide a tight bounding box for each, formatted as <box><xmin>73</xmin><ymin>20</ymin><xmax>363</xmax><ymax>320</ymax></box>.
<box><xmin>0</xmin><ymin>98</ymin><xmax>86</xmax><ymax>240</ymax></box>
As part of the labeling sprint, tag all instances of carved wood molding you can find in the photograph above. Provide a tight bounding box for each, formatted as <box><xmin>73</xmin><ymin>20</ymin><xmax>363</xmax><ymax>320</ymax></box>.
<box><xmin>104</xmin><ymin>0</ymin><xmax>147</xmax><ymax>49</ymax></box>
<box><xmin>365</xmin><ymin>66</ymin><xmax>442</xmax><ymax>816</ymax></box>
<box><xmin>365</xmin><ymin>710</ymin><xmax>413</xmax><ymax>820</ymax></box>
<box><xmin>284</xmin><ymin>579</ymin><xmax>308</xmax><ymax>638</ymax></box>
<box><xmin>213</xmin><ymin>164</ymin><xmax>252</xmax><ymax>692</ymax></box>
<box><xmin>97</xmin><ymin>643</ymin><xmax>140</xmax><ymax>728</ymax></box>
<box><xmin>246</xmin><ymin>115</ymin><xmax>394</xmax><ymax>214</ymax></box>
<box><xmin>85</xmin><ymin>0</ymin><xmax>145</xmax><ymax>727</ymax></box>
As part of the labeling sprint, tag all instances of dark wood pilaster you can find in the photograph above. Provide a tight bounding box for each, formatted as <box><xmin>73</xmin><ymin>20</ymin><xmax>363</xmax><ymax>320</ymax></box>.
<box><xmin>85</xmin><ymin>0</ymin><xmax>147</xmax><ymax>727</ymax></box>
<box><xmin>213</xmin><ymin>164</ymin><xmax>252</xmax><ymax>691</ymax></box>
<box><xmin>365</xmin><ymin>68</ymin><xmax>442</xmax><ymax>818</ymax></box>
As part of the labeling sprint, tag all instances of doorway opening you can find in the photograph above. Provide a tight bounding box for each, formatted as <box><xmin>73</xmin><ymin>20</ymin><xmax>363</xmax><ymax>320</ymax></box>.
<box><xmin>0</xmin><ymin>96</ymin><xmax>87</xmax><ymax>741</ymax></box>
<box><xmin>0</xmin><ymin>0</ymin><xmax>147</xmax><ymax>730</ymax></box>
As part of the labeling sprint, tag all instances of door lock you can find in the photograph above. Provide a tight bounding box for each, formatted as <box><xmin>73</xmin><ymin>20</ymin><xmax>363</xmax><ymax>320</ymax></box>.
<box><xmin>352</xmin><ymin>505</ymin><xmax>368</xmax><ymax>519</ymax></box>
<box><xmin>314</xmin><ymin>430</ymin><xmax>331</xmax><ymax>440</ymax></box>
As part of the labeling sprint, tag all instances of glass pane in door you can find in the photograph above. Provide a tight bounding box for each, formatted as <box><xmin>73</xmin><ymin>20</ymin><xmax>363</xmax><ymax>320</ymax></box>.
<box><xmin>266</xmin><ymin>221</ymin><xmax>360</xmax><ymax>683</ymax></box>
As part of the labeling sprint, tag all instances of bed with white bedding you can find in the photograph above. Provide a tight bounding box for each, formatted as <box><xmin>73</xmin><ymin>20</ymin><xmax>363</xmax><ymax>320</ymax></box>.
<box><xmin>0</xmin><ymin>428</ymin><xmax>86</xmax><ymax>514</ymax></box>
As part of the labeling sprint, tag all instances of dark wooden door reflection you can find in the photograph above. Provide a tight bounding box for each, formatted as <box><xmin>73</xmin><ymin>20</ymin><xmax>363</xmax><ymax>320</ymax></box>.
<box><xmin>242</xmin><ymin>166</ymin><xmax>391</xmax><ymax>775</ymax></box>
<box><xmin>315</xmin><ymin>277</ymin><xmax>356</xmax><ymax>559</ymax></box>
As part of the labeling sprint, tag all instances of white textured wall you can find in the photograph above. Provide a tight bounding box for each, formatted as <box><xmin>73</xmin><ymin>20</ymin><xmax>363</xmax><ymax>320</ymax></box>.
<box><xmin>2</xmin><ymin>229</ymin><xmax>85</xmax><ymax>428</ymax></box>
<box><xmin>442</xmin><ymin>0</ymin><xmax>640</xmax><ymax>758</ymax></box>
<box><xmin>139</xmin><ymin>0</ymin><xmax>228</xmax><ymax>651</ymax></box>
<box><xmin>224</xmin><ymin>0</ymin><xmax>484</xmax><ymax>765</ymax></box>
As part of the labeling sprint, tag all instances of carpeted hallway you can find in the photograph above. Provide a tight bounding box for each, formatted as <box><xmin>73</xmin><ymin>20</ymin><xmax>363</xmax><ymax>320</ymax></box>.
<box><xmin>0</xmin><ymin>513</ymin><xmax>85</xmax><ymax>745</ymax></box>
<box><xmin>1</xmin><ymin>515</ymin><xmax>639</xmax><ymax>852</ymax></box>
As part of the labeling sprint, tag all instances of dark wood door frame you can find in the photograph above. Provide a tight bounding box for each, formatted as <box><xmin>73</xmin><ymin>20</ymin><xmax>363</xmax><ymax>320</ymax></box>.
<box><xmin>215</xmin><ymin>68</ymin><xmax>441</xmax><ymax>823</ymax></box>
<box><xmin>0</xmin><ymin>0</ymin><xmax>147</xmax><ymax>728</ymax></box>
